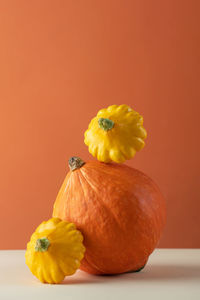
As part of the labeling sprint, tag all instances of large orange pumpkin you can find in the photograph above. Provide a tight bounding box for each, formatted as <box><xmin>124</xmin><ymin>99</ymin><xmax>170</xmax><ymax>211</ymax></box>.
<box><xmin>53</xmin><ymin>157</ymin><xmax>166</xmax><ymax>275</ymax></box>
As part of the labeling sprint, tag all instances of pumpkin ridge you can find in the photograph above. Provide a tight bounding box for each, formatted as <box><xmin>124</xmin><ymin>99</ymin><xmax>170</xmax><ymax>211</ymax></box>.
<box><xmin>63</xmin><ymin>173</ymin><xmax>72</xmax><ymax>194</ymax></box>
<box><xmin>79</xmin><ymin>167</ymin><xmax>98</xmax><ymax>193</ymax></box>
<box><xmin>79</xmin><ymin>166</ymin><xmax>124</xmax><ymax>234</ymax></box>
<box><xmin>53</xmin><ymin>173</ymin><xmax>72</xmax><ymax>219</ymax></box>
<box><xmin>73</xmin><ymin>170</ymin><xmax>92</xmax><ymax>216</ymax></box>
<box><xmin>63</xmin><ymin>174</ymin><xmax>73</xmax><ymax>220</ymax></box>
<box><xmin>76</xmin><ymin>169</ymin><xmax>89</xmax><ymax>200</ymax></box>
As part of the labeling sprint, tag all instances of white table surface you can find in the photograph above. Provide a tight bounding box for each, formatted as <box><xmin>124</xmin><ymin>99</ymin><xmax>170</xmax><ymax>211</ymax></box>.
<box><xmin>0</xmin><ymin>249</ymin><xmax>199</xmax><ymax>300</ymax></box>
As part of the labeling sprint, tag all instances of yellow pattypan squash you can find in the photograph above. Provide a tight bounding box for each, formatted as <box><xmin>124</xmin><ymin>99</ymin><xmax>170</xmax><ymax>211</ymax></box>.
<box><xmin>84</xmin><ymin>104</ymin><xmax>147</xmax><ymax>163</ymax></box>
<box><xmin>25</xmin><ymin>217</ymin><xmax>85</xmax><ymax>284</ymax></box>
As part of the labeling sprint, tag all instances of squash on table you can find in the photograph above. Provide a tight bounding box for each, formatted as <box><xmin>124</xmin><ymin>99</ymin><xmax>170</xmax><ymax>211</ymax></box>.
<box><xmin>25</xmin><ymin>217</ymin><xmax>85</xmax><ymax>284</ymax></box>
<box><xmin>53</xmin><ymin>157</ymin><xmax>166</xmax><ymax>275</ymax></box>
<box><xmin>84</xmin><ymin>104</ymin><xmax>147</xmax><ymax>163</ymax></box>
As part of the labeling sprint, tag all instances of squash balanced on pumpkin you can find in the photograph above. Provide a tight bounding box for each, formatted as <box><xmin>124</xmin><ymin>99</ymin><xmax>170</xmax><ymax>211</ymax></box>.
<box><xmin>84</xmin><ymin>104</ymin><xmax>147</xmax><ymax>163</ymax></box>
<box><xmin>53</xmin><ymin>157</ymin><xmax>166</xmax><ymax>275</ymax></box>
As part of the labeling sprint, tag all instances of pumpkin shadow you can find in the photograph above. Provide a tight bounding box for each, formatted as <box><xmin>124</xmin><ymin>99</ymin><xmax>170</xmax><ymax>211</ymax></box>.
<box><xmin>60</xmin><ymin>264</ymin><xmax>200</xmax><ymax>284</ymax></box>
<box><xmin>123</xmin><ymin>264</ymin><xmax>200</xmax><ymax>281</ymax></box>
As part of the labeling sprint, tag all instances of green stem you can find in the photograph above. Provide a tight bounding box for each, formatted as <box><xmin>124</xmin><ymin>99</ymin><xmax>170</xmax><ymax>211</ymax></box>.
<box><xmin>98</xmin><ymin>118</ymin><xmax>114</xmax><ymax>131</ymax></box>
<box><xmin>35</xmin><ymin>237</ymin><xmax>50</xmax><ymax>252</ymax></box>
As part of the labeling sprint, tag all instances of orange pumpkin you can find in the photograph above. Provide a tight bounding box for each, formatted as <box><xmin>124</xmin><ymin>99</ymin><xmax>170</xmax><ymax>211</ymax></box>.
<box><xmin>53</xmin><ymin>157</ymin><xmax>166</xmax><ymax>275</ymax></box>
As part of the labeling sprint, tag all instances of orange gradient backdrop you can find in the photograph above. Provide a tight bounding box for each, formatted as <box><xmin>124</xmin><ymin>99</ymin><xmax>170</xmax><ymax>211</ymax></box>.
<box><xmin>0</xmin><ymin>1</ymin><xmax>199</xmax><ymax>249</ymax></box>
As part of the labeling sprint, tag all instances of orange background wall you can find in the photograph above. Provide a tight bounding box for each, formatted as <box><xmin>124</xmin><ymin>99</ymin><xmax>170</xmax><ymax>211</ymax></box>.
<box><xmin>0</xmin><ymin>1</ymin><xmax>199</xmax><ymax>249</ymax></box>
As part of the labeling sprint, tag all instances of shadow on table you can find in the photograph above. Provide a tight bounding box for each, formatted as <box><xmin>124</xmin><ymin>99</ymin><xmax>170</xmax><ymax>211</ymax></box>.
<box><xmin>123</xmin><ymin>264</ymin><xmax>200</xmax><ymax>282</ymax></box>
<box><xmin>62</xmin><ymin>264</ymin><xmax>200</xmax><ymax>284</ymax></box>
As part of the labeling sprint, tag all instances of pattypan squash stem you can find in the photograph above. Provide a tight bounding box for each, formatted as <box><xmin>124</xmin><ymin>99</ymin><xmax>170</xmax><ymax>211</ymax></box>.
<box><xmin>35</xmin><ymin>237</ymin><xmax>50</xmax><ymax>252</ymax></box>
<box><xmin>98</xmin><ymin>118</ymin><xmax>114</xmax><ymax>131</ymax></box>
<box><xmin>68</xmin><ymin>157</ymin><xmax>85</xmax><ymax>171</ymax></box>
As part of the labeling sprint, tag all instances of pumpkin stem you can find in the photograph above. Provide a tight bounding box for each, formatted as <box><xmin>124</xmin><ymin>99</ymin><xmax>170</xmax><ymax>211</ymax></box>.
<box><xmin>68</xmin><ymin>157</ymin><xmax>85</xmax><ymax>171</ymax></box>
<box><xmin>98</xmin><ymin>118</ymin><xmax>114</xmax><ymax>131</ymax></box>
<box><xmin>35</xmin><ymin>237</ymin><xmax>50</xmax><ymax>252</ymax></box>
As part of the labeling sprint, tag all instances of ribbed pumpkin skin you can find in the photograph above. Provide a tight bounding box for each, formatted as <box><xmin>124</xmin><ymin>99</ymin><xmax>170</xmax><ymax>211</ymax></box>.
<box><xmin>53</xmin><ymin>161</ymin><xmax>166</xmax><ymax>275</ymax></box>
